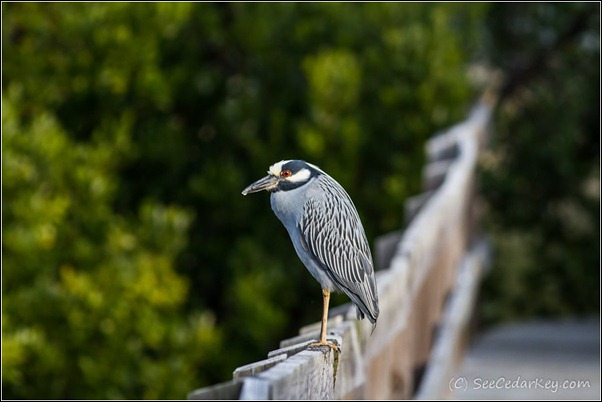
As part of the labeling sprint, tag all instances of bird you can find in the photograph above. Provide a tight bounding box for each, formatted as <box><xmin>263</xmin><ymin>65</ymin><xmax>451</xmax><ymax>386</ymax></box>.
<box><xmin>242</xmin><ymin>159</ymin><xmax>379</xmax><ymax>351</ymax></box>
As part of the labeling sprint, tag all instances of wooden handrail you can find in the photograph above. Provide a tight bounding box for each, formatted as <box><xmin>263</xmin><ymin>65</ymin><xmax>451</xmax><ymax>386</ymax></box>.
<box><xmin>188</xmin><ymin>101</ymin><xmax>492</xmax><ymax>400</ymax></box>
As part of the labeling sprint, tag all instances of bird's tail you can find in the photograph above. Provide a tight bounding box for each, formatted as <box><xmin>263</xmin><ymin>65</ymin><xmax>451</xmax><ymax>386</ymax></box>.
<box><xmin>355</xmin><ymin>303</ymin><xmax>379</xmax><ymax>334</ymax></box>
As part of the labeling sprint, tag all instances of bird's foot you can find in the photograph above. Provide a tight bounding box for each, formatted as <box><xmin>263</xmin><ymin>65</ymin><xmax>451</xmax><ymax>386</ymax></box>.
<box><xmin>307</xmin><ymin>339</ymin><xmax>340</xmax><ymax>353</ymax></box>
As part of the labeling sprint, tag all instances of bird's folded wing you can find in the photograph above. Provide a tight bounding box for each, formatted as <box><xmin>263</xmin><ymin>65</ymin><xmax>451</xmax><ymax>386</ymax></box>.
<box><xmin>298</xmin><ymin>183</ymin><xmax>378</xmax><ymax>319</ymax></box>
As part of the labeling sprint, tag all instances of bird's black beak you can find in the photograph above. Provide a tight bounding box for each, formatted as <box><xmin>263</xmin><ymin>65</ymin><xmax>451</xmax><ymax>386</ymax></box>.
<box><xmin>241</xmin><ymin>174</ymin><xmax>280</xmax><ymax>195</ymax></box>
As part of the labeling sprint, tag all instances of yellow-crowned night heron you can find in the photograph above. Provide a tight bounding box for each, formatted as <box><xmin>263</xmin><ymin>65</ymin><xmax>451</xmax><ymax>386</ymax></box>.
<box><xmin>242</xmin><ymin>160</ymin><xmax>379</xmax><ymax>350</ymax></box>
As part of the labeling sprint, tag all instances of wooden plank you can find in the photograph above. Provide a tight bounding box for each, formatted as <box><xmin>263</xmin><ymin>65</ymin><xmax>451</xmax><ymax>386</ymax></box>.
<box><xmin>364</xmin><ymin>103</ymin><xmax>489</xmax><ymax>398</ymax></box>
<box><xmin>241</xmin><ymin>348</ymin><xmax>337</xmax><ymax>400</ymax></box>
<box><xmin>374</xmin><ymin>230</ymin><xmax>403</xmax><ymax>270</ymax></box>
<box><xmin>404</xmin><ymin>191</ymin><xmax>434</xmax><ymax>225</ymax></box>
<box><xmin>242</xmin><ymin>320</ymin><xmax>367</xmax><ymax>399</ymax></box>
<box><xmin>187</xmin><ymin>379</ymin><xmax>243</xmax><ymax>400</ymax></box>
<box><xmin>422</xmin><ymin>160</ymin><xmax>454</xmax><ymax>191</ymax></box>
<box><xmin>239</xmin><ymin>377</ymin><xmax>270</xmax><ymax>400</ymax></box>
<box><xmin>331</xmin><ymin>322</ymin><xmax>366</xmax><ymax>399</ymax></box>
<box><xmin>233</xmin><ymin>354</ymin><xmax>288</xmax><ymax>379</ymax></box>
<box><xmin>267</xmin><ymin>341</ymin><xmax>314</xmax><ymax>359</ymax></box>
<box><xmin>414</xmin><ymin>238</ymin><xmax>490</xmax><ymax>400</ymax></box>
<box><xmin>425</xmin><ymin>133</ymin><xmax>459</xmax><ymax>162</ymax></box>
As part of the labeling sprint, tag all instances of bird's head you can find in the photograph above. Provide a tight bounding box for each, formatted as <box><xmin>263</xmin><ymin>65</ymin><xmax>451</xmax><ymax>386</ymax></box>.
<box><xmin>242</xmin><ymin>160</ymin><xmax>321</xmax><ymax>195</ymax></box>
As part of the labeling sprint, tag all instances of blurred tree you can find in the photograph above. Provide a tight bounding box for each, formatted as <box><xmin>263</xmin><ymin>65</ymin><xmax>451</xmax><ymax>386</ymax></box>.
<box><xmin>479</xmin><ymin>2</ymin><xmax>600</xmax><ymax>323</ymax></box>
<box><xmin>2</xmin><ymin>88</ymin><xmax>220</xmax><ymax>399</ymax></box>
<box><xmin>3</xmin><ymin>2</ymin><xmax>486</xmax><ymax>397</ymax></box>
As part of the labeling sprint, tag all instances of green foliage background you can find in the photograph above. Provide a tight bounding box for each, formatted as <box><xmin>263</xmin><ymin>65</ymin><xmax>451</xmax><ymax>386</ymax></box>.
<box><xmin>2</xmin><ymin>3</ymin><xmax>598</xmax><ymax>399</ymax></box>
<box><xmin>478</xmin><ymin>3</ymin><xmax>600</xmax><ymax>323</ymax></box>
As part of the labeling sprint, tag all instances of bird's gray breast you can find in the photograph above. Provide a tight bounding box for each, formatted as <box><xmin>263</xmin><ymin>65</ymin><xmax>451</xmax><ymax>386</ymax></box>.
<box><xmin>270</xmin><ymin>181</ymin><xmax>340</xmax><ymax>290</ymax></box>
<box><xmin>270</xmin><ymin>184</ymin><xmax>308</xmax><ymax>230</ymax></box>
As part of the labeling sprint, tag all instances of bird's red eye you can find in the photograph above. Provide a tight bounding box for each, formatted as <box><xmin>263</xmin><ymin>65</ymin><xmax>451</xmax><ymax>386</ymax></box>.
<box><xmin>281</xmin><ymin>170</ymin><xmax>292</xmax><ymax>178</ymax></box>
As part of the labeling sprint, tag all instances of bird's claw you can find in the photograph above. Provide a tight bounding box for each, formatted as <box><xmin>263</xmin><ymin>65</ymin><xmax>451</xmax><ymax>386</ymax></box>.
<box><xmin>307</xmin><ymin>340</ymin><xmax>341</xmax><ymax>353</ymax></box>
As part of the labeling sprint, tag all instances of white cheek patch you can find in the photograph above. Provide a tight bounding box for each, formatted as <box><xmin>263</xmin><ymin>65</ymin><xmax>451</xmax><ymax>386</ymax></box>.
<box><xmin>268</xmin><ymin>160</ymin><xmax>291</xmax><ymax>176</ymax></box>
<box><xmin>288</xmin><ymin>168</ymin><xmax>311</xmax><ymax>183</ymax></box>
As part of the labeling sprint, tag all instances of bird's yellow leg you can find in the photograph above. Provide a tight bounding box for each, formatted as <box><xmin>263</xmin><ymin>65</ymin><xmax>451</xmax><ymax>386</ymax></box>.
<box><xmin>308</xmin><ymin>289</ymin><xmax>339</xmax><ymax>352</ymax></box>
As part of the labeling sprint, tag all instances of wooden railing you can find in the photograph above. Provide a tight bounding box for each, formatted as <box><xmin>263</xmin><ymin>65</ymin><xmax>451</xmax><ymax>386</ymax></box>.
<box><xmin>188</xmin><ymin>102</ymin><xmax>492</xmax><ymax>400</ymax></box>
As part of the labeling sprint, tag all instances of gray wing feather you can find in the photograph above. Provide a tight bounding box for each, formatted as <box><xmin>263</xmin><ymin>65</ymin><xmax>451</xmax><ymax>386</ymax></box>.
<box><xmin>299</xmin><ymin>175</ymin><xmax>379</xmax><ymax>323</ymax></box>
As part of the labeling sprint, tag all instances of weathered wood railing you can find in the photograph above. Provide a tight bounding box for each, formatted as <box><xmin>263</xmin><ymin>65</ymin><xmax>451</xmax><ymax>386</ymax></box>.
<box><xmin>188</xmin><ymin>102</ymin><xmax>492</xmax><ymax>400</ymax></box>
